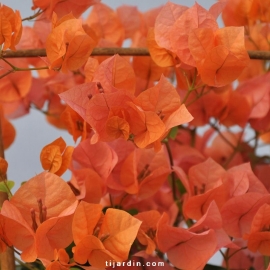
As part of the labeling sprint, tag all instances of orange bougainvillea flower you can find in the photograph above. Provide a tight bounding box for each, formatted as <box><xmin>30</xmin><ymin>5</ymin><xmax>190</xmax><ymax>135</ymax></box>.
<box><xmin>204</xmin><ymin>131</ymin><xmax>244</xmax><ymax>168</ymax></box>
<box><xmin>108</xmin><ymin>146</ymin><xmax>171</xmax><ymax>199</ymax></box>
<box><xmin>0</xmin><ymin>59</ymin><xmax>32</xmax><ymax>103</ymax></box>
<box><xmin>154</xmin><ymin>2</ymin><xmax>188</xmax><ymax>52</ymax></box>
<box><xmin>60</xmin><ymin>105</ymin><xmax>88</xmax><ymax>143</ymax></box>
<box><xmin>41</xmin><ymin>248</ymin><xmax>75</xmax><ymax>270</ymax></box>
<box><xmin>222</xmin><ymin>0</ymin><xmax>252</xmax><ymax>26</ymax></box>
<box><xmin>84</xmin><ymin>57</ymin><xmax>99</xmax><ymax>82</ymax></box>
<box><xmin>0</xmin><ymin>172</ymin><xmax>78</xmax><ymax>262</ymax></box>
<box><xmin>134</xmin><ymin>210</ymin><xmax>161</xmax><ymax>254</ymax></box>
<box><xmin>0</xmin><ymin>4</ymin><xmax>22</xmax><ymax>50</ymax></box>
<box><xmin>32</xmin><ymin>0</ymin><xmax>100</xmax><ymax>19</ymax></box>
<box><xmin>71</xmin><ymin>140</ymin><xmax>118</xmax><ymax>180</ymax></box>
<box><xmin>69</xmin><ymin>140</ymin><xmax>118</xmax><ymax>202</ymax></box>
<box><xmin>134</xmin><ymin>75</ymin><xmax>193</xmax><ymax>134</ymax></box>
<box><xmin>60</xmin><ymin>55</ymin><xmax>192</xmax><ymax>148</ymax></box>
<box><xmin>219</xmin><ymin>91</ymin><xmax>252</xmax><ymax>127</ymax></box>
<box><xmin>93</xmin><ymin>54</ymin><xmax>136</xmax><ymax>95</ymax></box>
<box><xmin>189</xmin><ymin>26</ymin><xmax>250</xmax><ymax>87</ymax></box>
<box><xmin>147</xmin><ymin>28</ymin><xmax>175</xmax><ymax>68</ymax></box>
<box><xmin>170</xmin><ymin>3</ymin><xmax>218</xmax><ymax>67</ymax></box>
<box><xmin>0</xmin><ymin>105</ymin><xmax>16</xmax><ymax>150</ymax></box>
<box><xmin>248</xmin><ymin>0</ymin><xmax>270</xmax><ymax>23</ymax></box>
<box><xmin>236</xmin><ymin>73</ymin><xmax>270</xmax><ymax>120</ymax></box>
<box><xmin>85</xmin><ymin>3</ymin><xmax>125</xmax><ymax>46</ymax></box>
<box><xmin>40</xmin><ymin>137</ymin><xmax>74</xmax><ymax>176</ymax></box>
<box><xmin>46</xmin><ymin>13</ymin><xmax>96</xmax><ymax>73</ymax></box>
<box><xmin>156</xmin><ymin>211</ymin><xmax>217</xmax><ymax>270</ymax></box>
<box><xmin>86</xmin><ymin>91</ymin><xmax>133</xmax><ymax>144</ymax></box>
<box><xmin>116</xmin><ymin>5</ymin><xmax>142</xmax><ymax>41</ymax></box>
<box><xmin>126</xmin><ymin>75</ymin><xmax>193</xmax><ymax>149</ymax></box>
<box><xmin>72</xmin><ymin>201</ymin><xmax>141</xmax><ymax>268</ymax></box>
<box><xmin>126</xmin><ymin>102</ymin><xmax>165</xmax><ymax>149</ymax></box>
<box><xmin>0</xmin><ymin>216</ymin><xmax>12</xmax><ymax>253</ymax></box>
<box><xmin>244</xmin><ymin>203</ymin><xmax>270</xmax><ymax>255</ymax></box>
<box><xmin>70</xmin><ymin>168</ymin><xmax>104</xmax><ymax>203</ymax></box>
<box><xmin>221</xmin><ymin>193</ymin><xmax>270</xmax><ymax>238</ymax></box>
<box><xmin>179</xmin><ymin>161</ymin><xmax>268</xmax><ymax>221</ymax></box>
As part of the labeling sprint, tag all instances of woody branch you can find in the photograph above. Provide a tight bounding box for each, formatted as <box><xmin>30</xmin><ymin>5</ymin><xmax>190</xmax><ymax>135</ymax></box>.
<box><xmin>1</xmin><ymin>48</ymin><xmax>270</xmax><ymax>60</ymax></box>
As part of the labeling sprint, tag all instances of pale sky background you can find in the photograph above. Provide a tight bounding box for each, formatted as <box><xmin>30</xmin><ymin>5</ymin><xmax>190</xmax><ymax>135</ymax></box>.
<box><xmin>0</xmin><ymin>0</ymin><xmax>256</xmax><ymax>267</ymax></box>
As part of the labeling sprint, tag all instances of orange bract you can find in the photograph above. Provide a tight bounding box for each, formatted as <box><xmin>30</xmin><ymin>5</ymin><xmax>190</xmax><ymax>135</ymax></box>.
<box><xmin>249</xmin><ymin>0</ymin><xmax>270</xmax><ymax>22</ymax></box>
<box><xmin>32</xmin><ymin>0</ymin><xmax>100</xmax><ymax>19</ymax></box>
<box><xmin>44</xmin><ymin>248</ymin><xmax>75</xmax><ymax>270</ymax></box>
<box><xmin>93</xmin><ymin>54</ymin><xmax>136</xmax><ymax>95</ymax></box>
<box><xmin>0</xmin><ymin>4</ymin><xmax>22</xmax><ymax>50</ymax></box>
<box><xmin>245</xmin><ymin>203</ymin><xmax>270</xmax><ymax>255</ymax></box>
<box><xmin>72</xmin><ymin>202</ymin><xmax>141</xmax><ymax>268</ymax></box>
<box><xmin>40</xmin><ymin>137</ymin><xmax>74</xmax><ymax>176</ymax></box>
<box><xmin>118</xmin><ymin>146</ymin><xmax>171</xmax><ymax>199</ymax></box>
<box><xmin>0</xmin><ymin>172</ymin><xmax>78</xmax><ymax>262</ymax></box>
<box><xmin>135</xmin><ymin>210</ymin><xmax>161</xmax><ymax>254</ymax></box>
<box><xmin>154</xmin><ymin>2</ymin><xmax>188</xmax><ymax>51</ymax></box>
<box><xmin>189</xmin><ymin>27</ymin><xmax>250</xmax><ymax>87</ymax></box>
<box><xmin>0</xmin><ymin>105</ymin><xmax>16</xmax><ymax>150</ymax></box>
<box><xmin>170</xmin><ymin>3</ymin><xmax>218</xmax><ymax>67</ymax></box>
<box><xmin>60</xmin><ymin>106</ymin><xmax>88</xmax><ymax>143</ymax></box>
<box><xmin>222</xmin><ymin>0</ymin><xmax>252</xmax><ymax>26</ymax></box>
<box><xmin>147</xmin><ymin>28</ymin><xmax>175</xmax><ymax>68</ymax></box>
<box><xmin>133</xmin><ymin>75</ymin><xmax>193</xmax><ymax>146</ymax></box>
<box><xmin>0</xmin><ymin>59</ymin><xmax>32</xmax><ymax>103</ymax></box>
<box><xmin>85</xmin><ymin>3</ymin><xmax>125</xmax><ymax>46</ymax></box>
<box><xmin>46</xmin><ymin>13</ymin><xmax>96</xmax><ymax>73</ymax></box>
<box><xmin>156</xmin><ymin>212</ymin><xmax>217</xmax><ymax>270</ymax></box>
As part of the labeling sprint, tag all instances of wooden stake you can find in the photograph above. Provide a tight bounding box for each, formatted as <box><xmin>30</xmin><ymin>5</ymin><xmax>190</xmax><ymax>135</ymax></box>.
<box><xmin>0</xmin><ymin>117</ymin><xmax>15</xmax><ymax>270</ymax></box>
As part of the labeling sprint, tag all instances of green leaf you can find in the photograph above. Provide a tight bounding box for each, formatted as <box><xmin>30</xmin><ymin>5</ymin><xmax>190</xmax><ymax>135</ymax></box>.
<box><xmin>204</xmin><ymin>264</ymin><xmax>226</xmax><ymax>270</ymax></box>
<box><xmin>168</xmin><ymin>126</ymin><xmax>178</xmax><ymax>140</ymax></box>
<box><xmin>0</xmin><ymin>180</ymin><xmax>14</xmax><ymax>194</ymax></box>
<box><xmin>175</xmin><ymin>178</ymin><xmax>187</xmax><ymax>195</ymax></box>
<box><xmin>126</xmin><ymin>208</ymin><xmax>139</xmax><ymax>215</ymax></box>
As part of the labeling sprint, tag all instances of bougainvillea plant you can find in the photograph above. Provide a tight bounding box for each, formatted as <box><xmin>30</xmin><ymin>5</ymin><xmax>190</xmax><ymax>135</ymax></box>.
<box><xmin>0</xmin><ymin>0</ymin><xmax>270</xmax><ymax>270</ymax></box>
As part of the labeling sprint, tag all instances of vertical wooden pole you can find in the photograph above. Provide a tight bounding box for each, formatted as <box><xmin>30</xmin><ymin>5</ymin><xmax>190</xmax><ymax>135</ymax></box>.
<box><xmin>0</xmin><ymin>117</ymin><xmax>15</xmax><ymax>270</ymax></box>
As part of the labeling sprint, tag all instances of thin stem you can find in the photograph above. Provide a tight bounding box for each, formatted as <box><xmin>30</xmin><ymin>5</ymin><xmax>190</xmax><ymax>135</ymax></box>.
<box><xmin>264</xmin><ymin>256</ymin><xmax>270</xmax><ymax>270</ymax></box>
<box><xmin>15</xmin><ymin>258</ymin><xmax>40</xmax><ymax>270</ymax></box>
<box><xmin>186</xmin><ymin>86</ymin><xmax>210</xmax><ymax>107</ymax></box>
<box><xmin>22</xmin><ymin>9</ymin><xmax>44</xmax><ymax>21</ymax></box>
<box><xmin>119</xmin><ymin>193</ymin><xmax>128</xmax><ymax>207</ymax></box>
<box><xmin>1</xmin><ymin>57</ymin><xmax>16</xmax><ymax>69</ymax></box>
<box><xmin>30</xmin><ymin>104</ymin><xmax>58</xmax><ymax>117</ymax></box>
<box><xmin>227</xmin><ymin>246</ymin><xmax>247</xmax><ymax>260</ymax></box>
<box><xmin>109</xmin><ymin>194</ymin><xmax>114</xmax><ymax>208</ymax></box>
<box><xmin>0</xmin><ymin>57</ymin><xmax>48</xmax><ymax>79</ymax></box>
<box><xmin>219</xmin><ymin>250</ymin><xmax>229</xmax><ymax>270</ymax></box>
<box><xmin>209</xmin><ymin>121</ymin><xmax>236</xmax><ymax>150</ymax></box>
<box><xmin>182</xmin><ymin>69</ymin><xmax>198</xmax><ymax>104</ymax></box>
<box><xmin>190</xmin><ymin>127</ymin><xmax>196</xmax><ymax>147</ymax></box>
<box><xmin>164</xmin><ymin>140</ymin><xmax>177</xmax><ymax>201</ymax></box>
<box><xmin>1</xmin><ymin>57</ymin><xmax>48</xmax><ymax>71</ymax></box>
<box><xmin>223</xmin><ymin>128</ymin><xmax>245</xmax><ymax>169</ymax></box>
<box><xmin>0</xmin><ymin>69</ymin><xmax>13</xmax><ymax>79</ymax></box>
<box><xmin>139</xmin><ymin>257</ymin><xmax>146</xmax><ymax>270</ymax></box>
<box><xmin>164</xmin><ymin>139</ymin><xmax>184</xmax><ymax>227</ymax></box>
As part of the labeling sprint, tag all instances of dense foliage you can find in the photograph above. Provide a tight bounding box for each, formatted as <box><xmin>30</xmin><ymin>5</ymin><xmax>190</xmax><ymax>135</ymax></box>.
<box><xmin>0</xmin><ymin>0</ymin><xmax>270</xmax><ymax>269</ymax></box>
